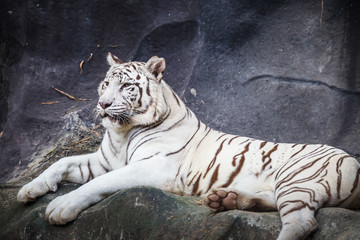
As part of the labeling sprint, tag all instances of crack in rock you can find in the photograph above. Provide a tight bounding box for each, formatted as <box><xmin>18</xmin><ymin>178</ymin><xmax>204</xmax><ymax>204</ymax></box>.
<box><xmin>243</xmin><ymin>75</ymin><xmax>360</xmax><ymax>96</ymax></box>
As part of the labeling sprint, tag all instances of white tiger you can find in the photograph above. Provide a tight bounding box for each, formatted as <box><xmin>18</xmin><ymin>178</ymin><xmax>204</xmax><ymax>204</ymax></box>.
<box><xmin>18</xmin><ymin>53</ymin><xmax>360</xmax><ymax>240</ymax></box>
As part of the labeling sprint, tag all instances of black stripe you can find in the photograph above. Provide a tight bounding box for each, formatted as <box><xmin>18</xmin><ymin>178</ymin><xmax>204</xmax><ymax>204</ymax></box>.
<box><xmin>128</xmin><ymin>108</ymin><xmax>171</xmax><ymax>141</ymax></box>
<box><xmin>126</xmin><ymin>109</ymin><xmax>171</xmax><ymax>162</ymax></box>
<box><xmin>205</xmin><ymin>164</ymin><xmax>220</xmax><ymax>193</ymax></box>
<box><xmin>170</xmin><ymin>89</ymin><xmax>181</xmax><ymax>106</ymax></box>
<box><xmin>175</xmin><ymin>165</ymin><xmax>182</xmax><ymax>178</ymax></box>
<box><xmin>261</xmin><ymin>144</ymin><xmax>278</xmax><ymax>170</ymax></box>
<box><xmin>196</xmin><ymin>128</ymin><xmax>212</xmax><ymax>149</ymax></box>
<box><xmin>203</xmin><ymin>139</ymin><xmax>226</xmax><ymax>178</ymax></box>
<box><xmin>335</xmin><ymin>155</ymin><xmax>352</xmax><ymax>199</ymax></box>
<box><xmin>260</xmin><ymin>141</ymin><xmax>267</xmax><ymax>149</ymax></box>
<box><xmin>277</xmin><ymin>187</ymin><xmax>318</xmax><ymax>203</ymax></box>
<box><xmin>100</xmin><ymin>145</ymin><xmax>111</xmax><ymax>167</ymax></box>
<box><xmin>191</xmin><ymin>173</ymin><xmax>202</xmax><ymax>195</ymax></box>
<box><xmin>166</xmin><ymin>117</ymin><xmax>201</xmax><ymax>156</ymax></box>
<box><xmin>123</xmin><ymin>72</ymin><xmax>131</xmax><ymax>79</ymax></box>
<box><xmin>107</xmin><ymin>131</ymin><xmax>117</xmax><ymax>154</ymax></box>
<box><xmin>137</xmin><ymin>152</ymin><xmax>160</xmax><ymax>162</ymax></box>
<box><xmin>99</xmin><ymin>161</ymin><xmax>110</xmax><ymax>172</ymax></box>
<box><xmin>290</xmin><ymin>144</ymin><xmax>307</xmax><ymax>158</ymax></box>
<box><xmin>87</xmin><ymin>160</ymin><xmax>94</xmax><ymax>182</ymax></box>
<box><xmin>279</xmin><ymin>200</ymin><xmax>315</xmax><ymax>217</ymax></box>
<box><xmin>276</xmin><ymin>152</ymin><xmax>339</xmax><ymax>190</ymax></box>
<box><xmin>78</xmin><ymin>164</ymin><xmax>83</xmax><ymax>180</ymax></box>
<box><xmin>216</xmin><ymin>133</ymin><xmax>227</xmax><ymax>142</ymax></box>
<box><xmin>275</xmin><ymin>145</ymin><xmax>326</xmax><ymax>180</ymax></box>
<box><xmin>186</xmin><ymin>107</ymin><xmax>192</xmax><ymax>118</ymax></box>
<box><xmin>221</xmin><ymin>142</ymin><xmax>250</xmax><ymax>188</ymax></box>
<box><xmin>129</xmin><ymin>137</ymin><xmax>157</xmax><ymax>162</ymax></box>
<box><xmin>137</xmin><ymin>113</ymin><xmax>187</xmax><ymax>142</ymax></box>
<box><xmin>127</xmin><ymin>110</ymin><xmax>183</xmax><ymax>161</ymax></box>
<box><xmin>188</xmin><ymin>172</ymin><xmax>199</xmax><ymax>187</ymax></box>
<box><xmin>228</xmin><ymin>136</ymin><xmax>240</xmax><ymax>145</ymax></box>
<box><xmin>131</xmin><ymin>63</ymin><xmax>137</xmax><ymax>70</ymax></box>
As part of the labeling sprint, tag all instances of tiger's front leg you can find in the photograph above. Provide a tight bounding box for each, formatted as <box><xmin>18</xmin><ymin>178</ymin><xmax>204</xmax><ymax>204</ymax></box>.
<box><xmin>17</xmin><ymin>152</ymin><xmax>106</xmax><ymax>203</ymax></box>
<box><xmin>45</xmin><ymin>158</ymin><xmax>174</xmax><ymax>225</ymax></box>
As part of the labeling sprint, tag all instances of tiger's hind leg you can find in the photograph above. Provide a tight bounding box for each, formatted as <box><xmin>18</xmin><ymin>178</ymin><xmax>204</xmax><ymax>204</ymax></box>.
<box><xmin>274</xmin><ymin>153</ymin><xmax>360</xmax><ymax>240</ymax></box>
<box><xmin>276</xmin><ymin>194</ymin><xmax>319</xmax><ymax>240</ymax></box>
<box><xmin>275</xmin><ymin>176</ymin><xmax>321</xmax><ymax>240</ymax></box>
<box><xmin>205</xmin><ymin>189</ymin><xmax>277</xmax><ymax>212</ymax></box>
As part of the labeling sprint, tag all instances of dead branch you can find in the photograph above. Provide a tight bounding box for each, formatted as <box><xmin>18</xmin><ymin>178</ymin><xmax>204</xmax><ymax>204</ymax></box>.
<box><xmin>52</xmin><ymin>86</ymin><xmax>91</xmax><ymax>101</ymax></box>
<box><xmin>41</xmin><ymin>101</ymin><xmax>60</xmax><ymax>105</ymax></box>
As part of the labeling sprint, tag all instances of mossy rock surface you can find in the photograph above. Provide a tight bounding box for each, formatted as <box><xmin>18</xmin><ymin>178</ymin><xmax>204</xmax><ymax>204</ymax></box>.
<box><xmin>1</xmin><ymin>184</ymin><xmax>360</xmax><ymax>240</ymax></box>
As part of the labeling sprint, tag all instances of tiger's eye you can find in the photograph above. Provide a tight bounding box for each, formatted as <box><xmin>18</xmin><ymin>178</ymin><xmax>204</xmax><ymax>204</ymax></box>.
<box><xmin>102</xmin><ymin>81</ymin><xmax>109</xmax><ymax>90</ymax></box>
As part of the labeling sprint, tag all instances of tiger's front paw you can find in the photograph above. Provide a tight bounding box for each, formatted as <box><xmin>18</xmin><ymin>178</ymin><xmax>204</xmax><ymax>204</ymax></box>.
<box><xmin>45</xmin><ymin>192</ymin><xmax>85</xmax><ymax>225</ymax></box>
<box><xmin>17</xmin><ymin>176</ymin><xmax>59</xmax><ymax>203</ymax></box>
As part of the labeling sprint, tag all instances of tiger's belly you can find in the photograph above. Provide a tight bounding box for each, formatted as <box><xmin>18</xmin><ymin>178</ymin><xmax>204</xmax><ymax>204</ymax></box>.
<box><xmin>177</xmin><ymin>132</ymin><xmax>346</xmax><ymax>197</ymax></box>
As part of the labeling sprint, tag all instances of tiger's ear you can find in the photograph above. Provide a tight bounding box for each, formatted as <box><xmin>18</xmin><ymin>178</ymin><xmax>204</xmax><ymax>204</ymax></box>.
<box><xmin>145</xmin><ymin>56</ymin><xmax>166</xmax><ymax>82</ymax></box>
<box><xmin>107</xmin><ymin>52</ymin><xmax>123</xmax><ymax>66</ymax></box>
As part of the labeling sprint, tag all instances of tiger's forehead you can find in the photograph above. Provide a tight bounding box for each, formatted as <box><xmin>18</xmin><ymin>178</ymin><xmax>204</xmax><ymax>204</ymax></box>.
<box><xmin>105</xmin><ymin>61</ymin><xmax>146</xmax><ymax>82</ymax></box>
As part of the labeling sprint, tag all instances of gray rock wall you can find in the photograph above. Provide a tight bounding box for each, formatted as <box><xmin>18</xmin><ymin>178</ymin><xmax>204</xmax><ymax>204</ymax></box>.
<box><xmin>1</xmin><ymin>0</ymin><xmax>360</xmax><ymax>181</ymax></box>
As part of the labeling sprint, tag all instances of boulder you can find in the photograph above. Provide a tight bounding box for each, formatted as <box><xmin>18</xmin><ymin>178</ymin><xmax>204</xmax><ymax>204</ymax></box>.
<box><xmin>1</xmin><ymin>185</ymin><xmax>359</xmax><ymax>240</ymax></box>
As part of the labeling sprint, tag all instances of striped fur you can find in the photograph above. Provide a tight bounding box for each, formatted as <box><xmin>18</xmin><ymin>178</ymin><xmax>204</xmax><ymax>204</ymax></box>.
<box><xmin>18</xmin><ymin>54</ymin><xmax>360</xmax><ymax>240</ymax></box>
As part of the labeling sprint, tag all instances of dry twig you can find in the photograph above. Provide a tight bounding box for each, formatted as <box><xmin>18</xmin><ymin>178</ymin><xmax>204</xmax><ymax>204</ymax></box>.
<box><xmin>76</xmin><ymin>137</ymin><xmax>92</xmax><ymax>144</ymax></box>
<box><xmin>320</xmin><ymin>0</ymin><xmax>324</xmax><ymax>25</ymax></box>
<box><xmin>193</xmin><ymin>199</ymin><xmax>204</xmax><ymax>205</ymax></box>
<box><xmin>79</xmin><ymin>60</ymin><xmax>85</xmax><ymax>74</ymax></box>
<box><xmin>90</xmin><ymin>129</ymin><xmax>100</xmax><ymax>137</ymax></box>
<box><xmin>41</xmin><ymin>101</ymin><xmax>60</xmax><ymax>105</ymax></box>
<box><xmin>89</xmin><ymin>124</ymin><xmax>103</xmax><ymax>137</ymax></box>
<box><xmin>87</xmin><ymin>53</ymin><xmax>93</xmax><ymax>62</ymax></box>
<box><xmin>52</xmin><ymin>86</ymin><xmax>91</xmax><ymax>101</ymax></box>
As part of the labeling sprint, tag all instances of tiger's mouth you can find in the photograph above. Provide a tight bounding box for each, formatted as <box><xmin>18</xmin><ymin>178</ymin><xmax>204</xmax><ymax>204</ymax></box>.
<box><xmin>101</xmin><ymin>113</ymin><xmax>117</xmax><ymax>123</ymax></box>
<box><xmin>101</xmin><ymin>112</ymin><xmax>130</xmax><ymax>124</ymax></box>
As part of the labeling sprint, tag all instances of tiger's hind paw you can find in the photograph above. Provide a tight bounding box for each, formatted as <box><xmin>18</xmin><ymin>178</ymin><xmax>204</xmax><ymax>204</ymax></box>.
<box><xmin>206</xmin><ymin>190</ymin><xmax>238</xmax><ymax>212</ymax></box>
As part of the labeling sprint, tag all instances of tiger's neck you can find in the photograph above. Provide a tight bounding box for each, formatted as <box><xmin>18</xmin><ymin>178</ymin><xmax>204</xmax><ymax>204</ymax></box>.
<box><xmin>103</xmin><ymin>80</ymin><xmax>200</xmax><ymax>165</ymax></box>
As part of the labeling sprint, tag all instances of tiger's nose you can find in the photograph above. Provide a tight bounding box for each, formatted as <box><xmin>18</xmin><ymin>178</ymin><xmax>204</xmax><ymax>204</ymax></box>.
<box><xmin>99</xmin><ymin>101</ymin><xmax>112</xmax><ymax>109</ymax></box>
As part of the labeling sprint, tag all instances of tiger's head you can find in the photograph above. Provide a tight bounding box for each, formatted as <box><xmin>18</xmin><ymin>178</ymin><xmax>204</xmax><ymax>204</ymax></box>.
<box><xmin>97</xmin><ymin>53</ymin><xmax>168</xmax><ymax>130</ymax></box>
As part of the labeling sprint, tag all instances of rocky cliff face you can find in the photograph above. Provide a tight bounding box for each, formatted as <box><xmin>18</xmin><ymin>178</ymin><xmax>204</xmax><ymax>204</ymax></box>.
<box><xmin>1</xmin><ymin>0</ymin><xmax>359</xmax><ymax>239</ymax></box>
<box><xmin>1</xmin><ymin>0</ymin><xmax>360</xmax><ymax>182</ymax></box>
